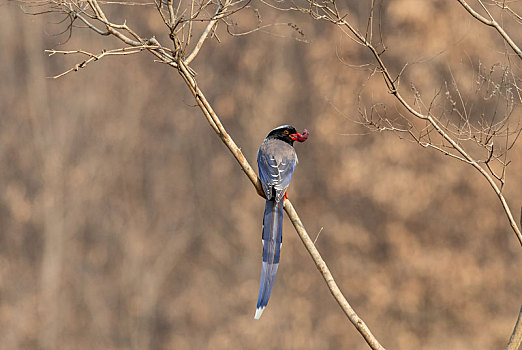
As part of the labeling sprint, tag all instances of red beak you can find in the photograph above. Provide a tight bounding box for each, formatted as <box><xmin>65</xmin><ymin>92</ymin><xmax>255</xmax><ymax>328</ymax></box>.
<box><xmin>290</xmin><ymin>129</ymin><xmax>309</xmax><ymax>142</ymax></box>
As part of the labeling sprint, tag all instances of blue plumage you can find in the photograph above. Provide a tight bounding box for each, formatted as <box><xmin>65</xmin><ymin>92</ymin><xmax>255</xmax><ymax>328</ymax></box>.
<box><xmin>254</xmin><ymin>125</ymin><xmax>307</xmax><ymax>319</ymax></box>
<box><xmin>255</xmin><ymin>199</ymin><xmax>283</xmax><ymax>318</ymax></box>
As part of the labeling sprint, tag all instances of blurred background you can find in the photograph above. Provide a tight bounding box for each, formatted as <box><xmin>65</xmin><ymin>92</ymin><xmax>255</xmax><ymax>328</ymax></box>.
<box><xmin>0</xmin><ymin>0</ymin><xmax>521</xmax><ymax>349</ymax></box>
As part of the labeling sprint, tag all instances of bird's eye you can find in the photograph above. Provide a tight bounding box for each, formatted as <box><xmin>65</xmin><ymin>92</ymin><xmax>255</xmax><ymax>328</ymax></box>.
<box><xmin>284</xmin><ymin>130</ymin><xmax>289</xmax><ymax>134</ymax></box>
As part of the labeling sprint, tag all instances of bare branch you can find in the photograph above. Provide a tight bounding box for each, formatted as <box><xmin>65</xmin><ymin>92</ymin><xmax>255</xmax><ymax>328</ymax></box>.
<box><xmin>17</xmin><ymin>0</ymin><xmax>521</xmax><ymax>346</ymax></box>
<box><xmin>184</xmin><ymin>4</ymin><xmax>222</xmax><ymax>64</ymax></box>
<box><xmin>492</xmin><ymin>1</ymin><xmax>522</xmax><ymax>24</ymax></box>
<box><xmin>175</xmin><ymin>57</ymin><xmax>387</xmax><ymax>350</ymax></box>
<box><xmin>284</xmin><ymin>200</ymin><xmax>385</xmax><ymax>350</ymax></box>
<box><xmin>505</xmin><ymin>305</ymin><xmax>522</xmax><ymax>350</ymax></box>
<box><xmin>296</xmin><ymin>0</ymin><xmax>522</xmax><ymax>246</ymax></box>
<box><xmin>45</xmin><ymin>46</ymin><xmax>157</xmax><ymax>78</ymax></box>
<box><xmin>456</xmin><ymin>0</ymin><xmax>522</xmax><ymax>60</ymax></box>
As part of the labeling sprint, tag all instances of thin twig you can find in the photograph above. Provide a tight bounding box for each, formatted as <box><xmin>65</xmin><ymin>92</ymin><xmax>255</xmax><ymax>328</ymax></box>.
<box><xmin>45</xmin><ymin>46</ymin><xmax>156</xmax><ymax>78</ymax></box>
<box><xmin>184</xmin><ymin>4</ymin><xmax>222</xmax><ymax>64</ymax></box>
<box><xmin>313</xmin><ymin>226</ymin><xmax>324</xmax><ymax>245</ymax></box>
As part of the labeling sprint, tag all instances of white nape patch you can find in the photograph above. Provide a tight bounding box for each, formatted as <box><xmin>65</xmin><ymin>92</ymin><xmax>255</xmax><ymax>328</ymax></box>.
<box><xmin>272</xmin><ymin>125</ymin><xmax>292</xmax><ymax>132</ymax></box>
<box><xmin>254</xmin><ymin>307</ymin><xmax>266</xmax><ymax>320</ymax></box>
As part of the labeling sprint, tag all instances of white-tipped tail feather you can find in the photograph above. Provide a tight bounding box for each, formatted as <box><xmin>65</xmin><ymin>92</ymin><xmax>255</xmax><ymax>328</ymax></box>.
<box><xmin>254</xmin><ymin>307</ymin><xmax>265</xmax><ymax>320</ymax></box>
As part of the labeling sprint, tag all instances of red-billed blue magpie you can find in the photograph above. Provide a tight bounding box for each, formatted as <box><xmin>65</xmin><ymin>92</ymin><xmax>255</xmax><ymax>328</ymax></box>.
<box><xmin>255</xmin><ymin>125</ymin><xmax>309</xmax><ymax>319</ymax></box>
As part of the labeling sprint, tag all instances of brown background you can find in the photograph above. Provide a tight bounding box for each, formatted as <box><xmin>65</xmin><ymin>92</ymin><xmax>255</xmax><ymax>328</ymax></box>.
<box><xmin>0</xmin><ymin>0</ymin><xmax>521</xmax><ymax>349</ymax></box>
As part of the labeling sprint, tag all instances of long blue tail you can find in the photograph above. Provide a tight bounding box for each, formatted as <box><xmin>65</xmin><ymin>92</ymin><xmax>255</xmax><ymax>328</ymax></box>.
<box><xmin>254</xmin><ymin>199</ymin><xmax>284</xmax><ymax>319</ymax></box>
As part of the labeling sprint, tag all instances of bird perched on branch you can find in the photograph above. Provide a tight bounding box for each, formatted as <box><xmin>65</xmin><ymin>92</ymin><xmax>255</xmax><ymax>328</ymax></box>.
<box><xmin>255</xmin><ymin>125</ymin><xmax>309</xmax><ymax>319</ymax></box>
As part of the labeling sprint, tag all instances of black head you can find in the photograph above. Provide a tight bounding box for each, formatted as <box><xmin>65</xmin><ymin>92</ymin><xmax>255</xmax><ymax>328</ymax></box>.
<box><xmin>265</xmin><ymin>125</ymin><xmax>309</xmax><ymax>145</ymax></box>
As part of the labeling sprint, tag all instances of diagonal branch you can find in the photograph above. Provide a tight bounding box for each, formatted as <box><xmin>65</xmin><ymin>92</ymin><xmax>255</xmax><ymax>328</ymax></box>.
<box><xmin>300</xmin><ymin>3</ymin><xmax>522</xmax><ymax>247</ymax></box>
<box><xmin>284</xmin><ymin>200</ymin><xmax>385</xmax><ymax>350</ymax></box>
<box><xmin>505</xmin><ymin>305</ymin><xmax>522</xmax><ymax>350</ymax></box>
<box><xmin>175</xmin><ymin>59</ymin><xmax>386</xmax><ymax>350</ymax></box>
<box><xmin>176</xmin><ymin>59</ymin><xmax>265</xmax><ymax>195</ymax></box>
<box><xmin>184</xmin><ymin>4</ymin><xmax>223</xmax><ymax>64</ymax></box>
<box><xmin>456</xmin><ymin>0</ymin><xmax>522</xmax><ymax>60</ymax></box>
<box><xmin>27</xmin><ymin>0</ymin><xmax>520</xmax><ymax>346</ymax></box>
<box><xmin>31</xmin><ymin>1</ymin><xmax>385</xmax><ymax>346</ymax></box>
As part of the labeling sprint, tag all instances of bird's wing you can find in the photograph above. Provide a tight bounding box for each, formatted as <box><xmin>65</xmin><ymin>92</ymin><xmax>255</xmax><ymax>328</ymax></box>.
<box><xmin>257</xmin><ymin>146</ymin><xmax>297</xmax><ymax>202</ymax></box>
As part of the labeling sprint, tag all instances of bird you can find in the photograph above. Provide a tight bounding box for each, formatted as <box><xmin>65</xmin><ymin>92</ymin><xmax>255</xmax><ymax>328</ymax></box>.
<box><xmin>254</xmin><ymin>125</ymin><xmax>309</xmax><ymax>319</ymax></box>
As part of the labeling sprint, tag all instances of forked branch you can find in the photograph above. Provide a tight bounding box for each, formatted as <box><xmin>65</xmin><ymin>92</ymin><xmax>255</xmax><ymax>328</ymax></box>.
<box><xmin>294</xmin><ymin>0</ymin><xmax>522</xmax><ymax>246</ymax></box>
<box><xmin>25</xmin><ymin>0</ymin><xmax>387</xmax><ymax>346</ymax></box>
<box><xmin>457</xmin><ymin>0</ymin><xmax>522</xmax><ymax>60</ymax></box>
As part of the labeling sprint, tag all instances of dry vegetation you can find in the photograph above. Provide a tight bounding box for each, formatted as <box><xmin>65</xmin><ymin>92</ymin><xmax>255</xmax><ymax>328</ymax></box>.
<box><xmin>0</xmin><ymin>0</ymin><xmax>521</xmax><ymax>349</ymax></box>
